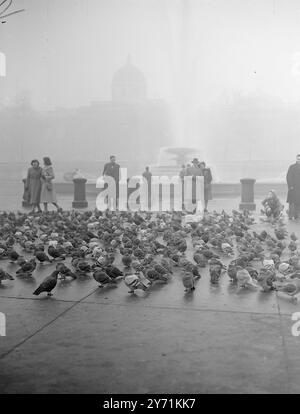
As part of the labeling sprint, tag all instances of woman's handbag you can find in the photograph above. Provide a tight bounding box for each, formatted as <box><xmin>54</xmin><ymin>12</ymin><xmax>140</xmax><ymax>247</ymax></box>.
<box><xmin>46</xmin><ymin>181</ymin><xmax>53</xmax><ymax>191</ymax></box>
<box><xmin>23</xmin><ymin>187</ymin><xmax>30</xmax><ymax>203</ymax></box>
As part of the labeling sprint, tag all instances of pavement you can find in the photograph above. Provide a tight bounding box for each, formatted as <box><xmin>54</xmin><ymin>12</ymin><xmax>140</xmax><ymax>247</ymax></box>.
<box><xmin>1</xmin><ymin>195</ymin><xmax>300</xmax><ymax>393</ymax></box>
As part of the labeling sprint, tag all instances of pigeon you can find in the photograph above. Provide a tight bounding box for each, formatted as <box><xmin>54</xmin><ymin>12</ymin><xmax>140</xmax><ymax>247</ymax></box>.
<box><xmin>274</xmin><ymin>227</ymin><xmax>287</xmax><ymax>241</ymax></box>
<box><xmin>33</xmin><ymin>270</ymin><xmax>60</xmax><ymax>296</ymax></box>
<box><xmin>124</xmin><ymin>273</ymin><xmax>148</xmax><ymax>294</ymax></box>
<box><xmin>290</xmin><ymin>232</ymin><xmax>298</xmax><ymax>242</ymax></box>
<box><xmin>0</xmin><ymin>268</ymin><xmax>14</xmax><ymax>284</ymax></box>
<box><xmin>208</xmin><ymin>258</ymin><xmax>227</xmax><ymax>270</ymax></box>
<box><xmin>145</xmin><ymin>268</ymin><xmax>160</xmax><ymax>282</ymax></box>
<box><xmin>193</xmin><ymin>252</ymin><xmax>207</xmax><ymax>267</ymax></box>
<box><xmin>177</xmin><ymin>240</ymin><xmax>187</xmax><ymax>254</ymax></box>
<box><xmin>289</xmin><ymin>255</ymin><xmax>300</xmax><ymax>268</ymax></box>
<box><xmin>275</xmin><ymin>278</ymin><xmax>300</xmax><ymax>302</ymax></box>
<box><xmin>209</xmin><ymin>264</ymin><xmax>222</xmax><ymax>284</ymax></box>
<box><xmin>16</xmin><ymin>259</ymin><xmax>37</xmax><ymax>275</ymax></box>
<box><xmin>278</xmin><ymin>262</ymin><xmax>291</xmax><ymax>277</ymax></box>
<box><xmin>221</xmin><ymin>242</ymin><xmax>234</xmax><ymax>256</ymax></box>
<box><xmin>48</xmin><ymin>245</ymin><xmax>66</xmax><ymax>261</ymax></box>
<box><xmin>56</xmin><ymin>263</ymin><xmax>77</xmax><ymax>279</ymax></box>
<box><xmin>245</xmin><ymin>266</ymin><xmax>259</xmax><ymax>280</ymax></box>
<box><xmin>35</xmin><ymin>250</ymin><xmax>53</xmax><ymax>264</ymax></box>
<box><xmin>183</xmin><ymin>262</ymin><xmax>201</xmax><ymax>278</ymax></box>
<box><xmin>182</xmin><ymin>272</ymin><xmax>195</xmax><ymax>292</ymax></box>
<box><xmin>71</xmin><ymin>257</ymin><xmax>91</xmax><ymax>274</ymax></box>
<box><xmin>257</xmin><ymin>268</ymin><xmax>276</xmax><ymax>292</ymax></box>
<box><xmin>8</xmin><ymin>249</ymin><xmax>23</xmax><ymax>264</ymax></box>
<box><xmin>227</xmin><ymin>261</ymin><xmax>238</xmax><ymax>283</ymax></box>
<box><xmin>160</xmin><ymin>258</ymin><xmax>174</xmax><ymax>274</ymax></box>
<box><xmin>102</xmin><ymin>265</ymin><xmax>123</xmax><ymax>279</ymax></box>
<box><xmin>122</xmin><ymin>255</ymin><xmax>132</xmax><ymax>267</ymax></box>
<box><xmin>153</xmin><ymin>263</ymin><xmax>170</xmax><ymax>277</ymax></box>
<box><xmin>236</xmin><ymin>267</ymin><xmax>258</xmax><ymax>290</ymax></box>
<box><xmin>288</xmin><ymin>241</ymin><xmax>298</xmax><ymax>254</ymax></box>
<box><xmin>93</xmin><ymin>270</ymin><xmax>116</xmax><ymax>287</ymax></box>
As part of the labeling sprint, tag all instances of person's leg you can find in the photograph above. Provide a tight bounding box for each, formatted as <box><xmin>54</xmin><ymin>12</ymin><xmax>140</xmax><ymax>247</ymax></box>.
<box><xmin>53</xmin><ymin>202</ymin><xmax>60</xmax><ymax>210</ymax></box>
<box><xmin>37</xmin><ymin>204</ymin><xmax>42</xmax><ymax>212</ymax></box>
<box><xmin>288</xmin><ymin>203</ymin><xmax>294</xmax><ymax>219</ymax></box>
<box><xmin>294</xmin><ymin>204</ymin><xmax>300</xmax><ymax>220</ymax></box>
<box><xmin>204</xmin><ymin>199</ymin><xmax>208</xmax><ymax>212</ymax></box>
<box><xmin>43</xmin><ymin>202</ymin><xmax>48</xmax><ymax>212</ymax></box>
<box><xmin>116</xmin><ymin>183</ymin><xmax>119</xmax><ymax>210</ymax></box>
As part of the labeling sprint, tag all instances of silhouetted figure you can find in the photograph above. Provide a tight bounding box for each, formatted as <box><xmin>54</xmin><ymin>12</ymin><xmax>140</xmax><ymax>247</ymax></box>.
<box><xmin>142</xmin><ymin>166</ymin><xmax>152</xmax><ymax>184</ymax></box>
<box><xmin>199</xmin><ymin>161</ymin><xmax>212</xmax><ymax>212</ymax></box>
<box><xmin>287</xmin><ymin>154</ymin><xmax>300</xmax><ymax>219</ymax></box>
<box><xmin>26</xmin><ymin>159</ymin><xmax>42</xmax><ymax>213</ymax></box>
<box><xmin>103</xmin><ymin>155</ymin><xmax>120</xmax><ymax>209</ymax></box>
<box><xmin>41</xmin><ymin>157</ymin><xmax>60</xmax><ymax>212</ymax></box>
<box><xmin>179</xmin><ymin>164</ymin><xmax>186</xmax><ymax>180</ymax></box>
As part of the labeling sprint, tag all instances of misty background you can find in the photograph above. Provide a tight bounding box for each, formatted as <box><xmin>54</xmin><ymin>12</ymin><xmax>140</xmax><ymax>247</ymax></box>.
<box><xmin>1</xmin><ymin>0</ymin><xmax>300</xmax><ymax>183</ymax></box>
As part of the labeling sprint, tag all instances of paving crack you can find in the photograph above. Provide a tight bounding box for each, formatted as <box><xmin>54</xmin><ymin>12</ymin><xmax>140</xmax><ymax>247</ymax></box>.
<box><xmin>0</xmin><ymin>288</ymin><xmax>98</xmax><ymax>360</ymax></box>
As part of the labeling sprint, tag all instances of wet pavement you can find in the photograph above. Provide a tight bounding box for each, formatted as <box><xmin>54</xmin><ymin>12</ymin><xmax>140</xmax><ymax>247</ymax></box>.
<box><xmin>1</xmin><ymin>197</ymin><xmax>300</xmax><ymax>393</ymax></box>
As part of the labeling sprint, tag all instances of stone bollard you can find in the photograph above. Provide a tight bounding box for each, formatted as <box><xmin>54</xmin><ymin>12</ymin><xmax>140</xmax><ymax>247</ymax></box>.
<box><xmin>239</xmin><ymin>178</ymin><xmax>256</xmax><ymax>210</ymax></box>
<box><xmin>22</xmin><ymin>178</ymin><xmax>31</xmax><ymax>208</ymax></box>
<box><xmin>72</xmin><ymin>178</ymin><xmax>88</xmax><ymax>208</ymax></box>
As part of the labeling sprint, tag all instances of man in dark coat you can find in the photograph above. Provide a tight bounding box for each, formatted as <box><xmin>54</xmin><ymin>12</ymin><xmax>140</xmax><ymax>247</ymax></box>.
<box><xmin>286</xmin><ymin>154</ymin><xmax>300</xmax><ymax>219</ymax></box>
<box><xmin>142</xmin><ymin>166</ymin><xmax>152</xmax><ymax>210</ymax></box>
<box><xmin>185</xmin><ymin>158</ymin><xmax>203</xmax><ymax>210</ymax></box>
<box><xmin>199</xmin><ymin>161</ymin><xmax>213</xmax><ymax>212</ymax></box>
<box><xmin>186</xmin><ymin>158</ymin><xmax>202</xmax><ymax>177</ymax></box>
<box><xmin>103</xmin><ymin>155</ymin><xmax>120</xmax><ymax>209</ymax></box>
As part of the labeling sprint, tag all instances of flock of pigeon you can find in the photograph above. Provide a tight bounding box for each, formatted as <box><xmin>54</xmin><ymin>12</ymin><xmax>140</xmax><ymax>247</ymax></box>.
<box><xmin>0</xmin><ymin>208</ymin><xmax>300</xmax><ymax>301</ymax></box>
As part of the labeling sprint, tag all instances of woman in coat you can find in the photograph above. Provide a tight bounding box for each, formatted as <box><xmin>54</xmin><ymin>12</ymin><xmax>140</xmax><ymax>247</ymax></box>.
<box><xmin>25</xmin><ymin>159</ymin><xmax>42</xmax><ymax>213</ymax></box>
<box><xmin>40</xmin><ymin>157</ymin><xmax>60</xmax><ymax>212</ymax></box>
<box><xmin>199</xmin><ymin>161</ymin><xmax>212</xmax><ymax>212</ymax></box>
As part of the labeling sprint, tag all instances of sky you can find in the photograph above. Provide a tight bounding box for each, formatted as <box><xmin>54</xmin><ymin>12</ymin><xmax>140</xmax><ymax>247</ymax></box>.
<box><xmin>1</xmin><ymin>0</ymin><xmax>300</xmax><ymax>110</ymax></box>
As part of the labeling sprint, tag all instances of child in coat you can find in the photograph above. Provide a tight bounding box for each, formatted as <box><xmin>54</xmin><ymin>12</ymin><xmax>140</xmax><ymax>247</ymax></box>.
<box><xmin>261</xmin><ymin>190</ymin><xmax>283</xmax><ymax>221</ymax></box>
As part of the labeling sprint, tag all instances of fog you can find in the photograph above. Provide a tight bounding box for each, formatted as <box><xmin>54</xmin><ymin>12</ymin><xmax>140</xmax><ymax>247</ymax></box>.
<box><xmin>1</xmin><ymin>0</ymin><xmax>300</xmax><ymax>180</ymax></box>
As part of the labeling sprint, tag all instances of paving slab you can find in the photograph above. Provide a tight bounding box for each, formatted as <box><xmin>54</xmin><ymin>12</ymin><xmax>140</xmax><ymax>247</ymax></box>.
<box><xmin>0</xmin><ymin>303</ymin><xmax>287</xmax><ymax>394</ymax></box>
<box><xmin>278</xmin><ymin>313</ymin><xmax>300</xmax><ymax>393</ymax></box>
<box><xmin>0</xmin><ymin>297</ymin><xmax>73</xmax><ymax>358</ymax></box>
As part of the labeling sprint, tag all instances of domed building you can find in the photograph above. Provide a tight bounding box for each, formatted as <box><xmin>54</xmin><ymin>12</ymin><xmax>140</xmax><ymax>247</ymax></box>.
<box><xmin>20</xmin><ymin>56</ymin><xmax>173</xmax><ymax>177</ymax></box>
<box><xmin>111</xmin><ymin>55</ymin><xmax>147</xmax><ymax>102</ymax></box>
